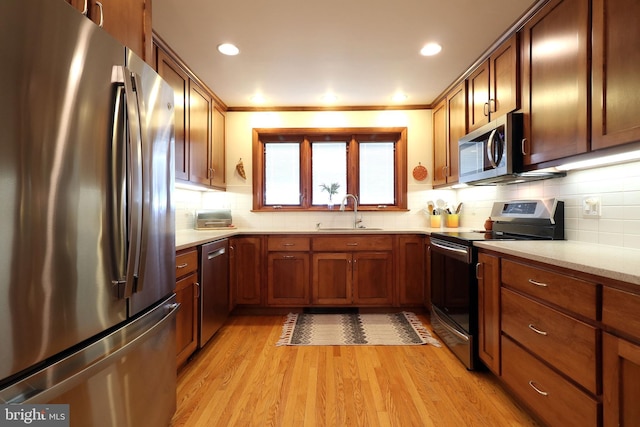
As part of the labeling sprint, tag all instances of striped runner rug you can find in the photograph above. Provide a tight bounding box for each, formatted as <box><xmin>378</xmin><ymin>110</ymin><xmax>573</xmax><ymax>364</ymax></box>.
<box><xmin>276</xmin><ymin>312</ymin><xmax>441</xmax><ymax>347</ymax></box>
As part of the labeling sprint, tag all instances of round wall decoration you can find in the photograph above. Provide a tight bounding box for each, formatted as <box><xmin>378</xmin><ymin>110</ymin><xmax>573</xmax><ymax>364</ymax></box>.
<box><xmin>412</xmin><ymin>162</ymin><xmax>428</xmax><ymax>181</ymax></box>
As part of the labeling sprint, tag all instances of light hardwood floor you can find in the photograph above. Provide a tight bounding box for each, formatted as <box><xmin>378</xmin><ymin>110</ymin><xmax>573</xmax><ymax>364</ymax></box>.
<box><xmin>171</xmin><ymin>313</ymin><xmax>541</xmax><ymax>427</ymax></box>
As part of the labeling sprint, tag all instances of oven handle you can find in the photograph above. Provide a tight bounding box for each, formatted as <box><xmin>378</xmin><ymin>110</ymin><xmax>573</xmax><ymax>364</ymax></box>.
<box><xmin>431</xmin><ymin>239</ymin><xmax>469</xmax><ymax>256</ymax></box>
<box><xmin>432</xmin><ymin>308</ymin><xmax>470</xmax><ymax>342</ymax></box>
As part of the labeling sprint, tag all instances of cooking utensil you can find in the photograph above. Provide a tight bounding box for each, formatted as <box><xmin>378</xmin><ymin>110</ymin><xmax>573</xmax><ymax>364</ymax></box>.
<box><xmin>427</xmin><ymin>201</ymin><xmax>434</xmax><ymax>215</ymax></box>
<box><xmin>455</xmin><ymin>202</ymin><xmax>463</xmax><ymax>214</ymax></box>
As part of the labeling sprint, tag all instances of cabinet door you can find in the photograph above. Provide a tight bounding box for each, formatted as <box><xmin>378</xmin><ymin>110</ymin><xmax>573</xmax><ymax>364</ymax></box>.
<box><xmin>521</xmin><ymin>0</ymin><xmax>589</xmax><ymax>166</ymax></box>
<box><xmin>468</xmin><ymin>60</ymin><xmax>490</xmax><ymax>132</ymax></box>
<box><xmin>353</xmin><ymin>252</ymin><xmax>393</xmax><ymax>305</ymax></box>
<box><xmin>230</xmin><ymin>237</ymin><xmax>262</xmax><ymax>305</ymax></box>
<box><xmin>490</xmin><ymin>34</ymin><xmax>519</xmax><ymax>120</ymax></box>
<box><xmin>268</xmin><ymin>253</ymin><xmax>310</xmax><ymax>305</ymax></box>
<box><xmin>188</xmin><ymin>80</ymin><xmax>213</xmax><ymax>187</ymax></box>
<box><xmin>175</xmin><ymin>272</ymin><xmax>198</xmax><ymax>368</ymax></box>
<box><xmin>211</xmin><ymin>105</ymin><xmax>226</xmax><ymax>189</ymax></box>
<box><xmin>397</xmin><ymin>235</ymin><xmax>425</xmax><ymax>306</ymax></box>
<box><xmin>432</xmin><ymin>99</ymin><xmax>448</xmax><ymax>186</ymax></box>
<box><xmin>592</xmin><ymin>0</ymin><xmax>640</xmax><ymax>151</ymax></box>
<box><xmin>603</xmin><ymin>332</ymin><xmax>640</xmax><ymax>427</ymax></box>
<box><xmin>156</xmin><ymin>47</ymin><xmax>189</xmax><ymax>181</ymax></box>
<box><xmin>446</xmin><ymin>82</ymin><xmax>465</xmax><ymax>184</ymax></box>
<box><xmin>477</xmin><ymin>252</ymin><xmax>501</xmax><ymax>375</ymax></box>
<box><xmin>66</xmin><ymin>0</ymin><xmax>86</xmax><ymax>12</ymax></box>
<box><xmin>89</xmin><ymin>0</ymin><xmax>152</xmax><ymax>62</ymax></box>
<box><xmin>312</xmin><ymin>253</ymin><xmax>351</xmax><ymax>305</ymax></box>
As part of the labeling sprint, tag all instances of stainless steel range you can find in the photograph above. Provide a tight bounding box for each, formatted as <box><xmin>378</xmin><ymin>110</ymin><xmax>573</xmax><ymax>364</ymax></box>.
<box><xmin>429</xmin><ymin>199</ymin><xmax>564</xmax><ymax>370</ymax></box>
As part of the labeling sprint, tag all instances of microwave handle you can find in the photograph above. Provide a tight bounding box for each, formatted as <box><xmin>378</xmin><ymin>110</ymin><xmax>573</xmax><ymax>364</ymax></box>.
<box><xmin>486</xmin><ymin>128</ymin><xmax>499</xmax><ymax>168</ymax></box>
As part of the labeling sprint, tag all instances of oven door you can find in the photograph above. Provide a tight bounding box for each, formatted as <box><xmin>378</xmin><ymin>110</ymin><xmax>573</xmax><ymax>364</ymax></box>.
<box><xmin>429</xmin><ymin>237</ymin><xmax>478</xmax><ymax>370</ymax></box>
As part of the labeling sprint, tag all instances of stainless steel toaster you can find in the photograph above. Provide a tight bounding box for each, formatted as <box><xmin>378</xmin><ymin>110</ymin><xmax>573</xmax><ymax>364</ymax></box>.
<box><xmin>195</xmin><ymin>209</ymin><xmax>233</xmax><ymax>229</ymax></box>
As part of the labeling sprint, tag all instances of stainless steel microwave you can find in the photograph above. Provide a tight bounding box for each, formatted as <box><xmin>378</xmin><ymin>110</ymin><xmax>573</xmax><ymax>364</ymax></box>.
<box><xmin>458</xmin><ymin>113</ymin><xmax>523</xmax><ymax>185</ymax></box>
<box><xmin>458</xmin><ymin>113</ymin><xmax>566</xmax><ymax>185</ymax></box>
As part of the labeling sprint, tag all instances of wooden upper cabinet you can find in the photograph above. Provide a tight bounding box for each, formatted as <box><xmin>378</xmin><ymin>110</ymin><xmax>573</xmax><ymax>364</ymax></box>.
<box><xmin>433</xmin><ymin>81</ymin><xmax>466</xmax><ymax>187</ymax></box>
<box><xmin>468</xmin><ymin>34</ymin><xmax>518</xmax><ymax>132</ymax></box>
<box><xmin>592</xmin><ymin>0</ymin><xmax>640</xmax><ymax>151</ymax></box>
<box><xmin>211</xmin><ymin>106</ymin><xmax>226</xmax><ymax>189</ymax></box>
<box><xmin>66</xmin><ymin>0</ymin><xmax>152</xmax><ymax>63</ymax></box>
<box><xmin>156</xmin><ymin>47</ymin><xmax>189</xmax><ymax>181</ymax></box>
<box><xmin>446</xmin><ymin>82</ymin><xmax>466</xmax><ymax>184</ymax></box>
<box><xmin>432</xmin><ymin>99</ymin><xmax>448</xmax><ymax>187</ymax></box>
<box><xmin>188</xmin><ymin>81</ymin><xmax>213</xmax><ymax>187</ymax></box>
<box><xmin>467</xmin><ymin>61</ymin><xmax>490</xmax><ymax>131</ymax></box>
<box><xmin>521</xmin><ymin>0</ymin><xmax>589</xmax><ymax>166</ymax></box>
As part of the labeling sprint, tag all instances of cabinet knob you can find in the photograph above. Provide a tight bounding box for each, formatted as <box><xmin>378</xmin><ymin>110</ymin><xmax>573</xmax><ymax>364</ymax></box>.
<box><xmin>521</xmin><ymin>138</ymin><xmax>528</xmax><ymax>156</ymax></box>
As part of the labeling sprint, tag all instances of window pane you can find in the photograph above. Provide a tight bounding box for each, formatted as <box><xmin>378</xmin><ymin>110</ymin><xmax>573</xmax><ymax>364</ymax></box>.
<box><xmin>312</xmin><ymin>142</ymin><xmax>347</xmax><ymax>205</ymax></box>
<box><xmin>265</xmin><ymin>143</ymin><xmax>300</xmax><ymax>205</ymax></box>
<box><xmin>359</xmin><ymin>142</ymin><xmax>395</xmax><ymax>205</ymax></box>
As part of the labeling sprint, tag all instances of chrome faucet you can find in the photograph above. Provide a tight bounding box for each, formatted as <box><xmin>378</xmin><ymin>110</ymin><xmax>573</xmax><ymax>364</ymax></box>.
<box><xmin>340</xmin><ymin>194</ymin><xmax>361</xmax><ymax>228</ymax></box>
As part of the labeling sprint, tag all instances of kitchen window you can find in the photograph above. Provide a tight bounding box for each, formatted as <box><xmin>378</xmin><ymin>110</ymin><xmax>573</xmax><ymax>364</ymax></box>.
<box><xmin>252</xmin><ymin>127</ymin><xmax>407</xmax><ymax>211</ymax></box>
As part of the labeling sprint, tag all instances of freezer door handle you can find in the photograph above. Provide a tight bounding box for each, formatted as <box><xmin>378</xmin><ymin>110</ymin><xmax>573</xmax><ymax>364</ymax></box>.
<box><xmin>122</xmin><ymin>67</ymin><xmax>144</xmax><ymax>298</ymax></box>
<box><xmin>1</xmin><ymin>297</ymin><xmax>179</xmax><ymax>405</ymax></box>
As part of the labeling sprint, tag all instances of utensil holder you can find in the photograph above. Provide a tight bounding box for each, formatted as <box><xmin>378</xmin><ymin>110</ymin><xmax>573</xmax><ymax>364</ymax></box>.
<box><xmin>429</xmin><ymin>214</ymin><xmax>442</xmax><ymax>228</ymax></box>
<box><xmin>445</xmin><ymin>213</ymin><xmax>460</xmax><ymax>228</ymax></box>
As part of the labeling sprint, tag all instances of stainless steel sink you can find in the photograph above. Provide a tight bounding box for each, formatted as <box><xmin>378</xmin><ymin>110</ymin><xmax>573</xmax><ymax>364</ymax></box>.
<box><xmin>315</xmin><ymin>227</ymin><xmax>383</xmax><ymax>232</ymax></box>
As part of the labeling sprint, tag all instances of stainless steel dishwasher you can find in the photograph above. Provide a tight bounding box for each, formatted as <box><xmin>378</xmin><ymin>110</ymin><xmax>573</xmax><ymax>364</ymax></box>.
<box><xmin>199</xmin><ymin>238</ymin><xmax>229</xmax><ymax>348</ymax></box>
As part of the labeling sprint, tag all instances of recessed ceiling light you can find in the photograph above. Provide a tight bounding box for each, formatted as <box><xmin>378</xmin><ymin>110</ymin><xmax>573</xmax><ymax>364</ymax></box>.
<box><xmin>250</xmin><ymin>94</ymin><xmax>265</xmax><ymax>104</ymax></box>
<box><xmin>217</xmin><ymin>43</ymin><xmax>239</xmax><ymax>56</ymax></box>
<box><xmin>321</xmin><ymin>93</ymin><xmax>338</xmax><ymax>103</ymax></box>
<box><xmin>420</xmin><ymin>42</ymin><xmax>442</xmax><ymax>56</ymax></box>
<box><xmin>392</xmin><ymin>93</ymin><xmax>408</xmax><ymax>102</ymax></box>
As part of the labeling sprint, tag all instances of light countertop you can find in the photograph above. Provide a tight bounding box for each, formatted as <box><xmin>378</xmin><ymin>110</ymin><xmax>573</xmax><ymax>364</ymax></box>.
<box><xmin>474</xmin><ymin>240</ymin><xmax>640</xmax><ymax>286</ymax></box>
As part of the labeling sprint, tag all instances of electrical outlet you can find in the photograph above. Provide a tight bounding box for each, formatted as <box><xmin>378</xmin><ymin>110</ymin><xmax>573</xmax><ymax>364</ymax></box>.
<box><xmin>582</xmin><ymin>196</ymin><xmax>601</xmax><ymax>218</ymax></box>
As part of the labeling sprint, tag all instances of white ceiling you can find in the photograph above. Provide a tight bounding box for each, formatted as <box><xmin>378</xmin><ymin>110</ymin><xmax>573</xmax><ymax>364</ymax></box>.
<box><xmin>153</xmin><ymin>0</ymin><xmax>539</xmax><ymax>109</ymax></box>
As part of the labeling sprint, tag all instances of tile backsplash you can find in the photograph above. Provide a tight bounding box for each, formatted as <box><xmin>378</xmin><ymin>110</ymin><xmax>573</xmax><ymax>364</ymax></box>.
<box><xmin>175</xmin><ymin>159</ymin><xmax>640</xmax><ymax>250</ymax></box>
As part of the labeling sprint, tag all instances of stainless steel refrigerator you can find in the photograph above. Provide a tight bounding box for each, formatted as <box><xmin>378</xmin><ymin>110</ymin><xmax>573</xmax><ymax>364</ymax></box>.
<box><xmin>0</xmin><ymin>1</ymin><xmax>178</xmax><ymax>425</ymax></box>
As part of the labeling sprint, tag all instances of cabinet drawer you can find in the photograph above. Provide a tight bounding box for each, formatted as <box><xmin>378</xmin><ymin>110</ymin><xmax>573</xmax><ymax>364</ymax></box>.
<box><xmin>603</xmin><ymin>286</ymin><xmax>640</xmax><ymax>339</ymax></box>
<box><xmin>176</xmin><ymin>248</ymin><xmax>198</xmax><ymax>277</ymax></box>
<box><xmin>502</xmin><ymin>336</ymin><xmax>599</xmax><ymax>427</ymax></box>
<box><xmin>501</xmin><ymin>258</ymin><xmax>597</xmax><ymax>319</ymax></box>
<box><xmin>267</xmin><ymin>236</ymin><xmax>310</xmax><ymax>252</ymax></box>
<box><xmin>312</xmin><ymin>235</ymin><xmax>393</xmax><ymax>252</ymax></box>
<box><xmin>502</xmin><ymin>288</ymin><xmax>598</xmax><ymax>394</ymax></box>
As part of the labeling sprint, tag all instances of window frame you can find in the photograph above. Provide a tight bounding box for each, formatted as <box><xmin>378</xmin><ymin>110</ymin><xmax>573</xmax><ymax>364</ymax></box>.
<box><xmin>252</xmin><ymin>127</ymin><xmax>407</xmax><ymax>211</ymax></box>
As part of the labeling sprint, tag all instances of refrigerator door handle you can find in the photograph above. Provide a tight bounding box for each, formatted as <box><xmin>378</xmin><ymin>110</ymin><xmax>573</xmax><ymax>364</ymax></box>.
<box><xmin>122</xmin><ymin>67</ymin><xmax>144</xmax><ymax>298</ymax></box>
<box><xmin>109</xmin><ymin>77</ymin><xmax>128</xmax><ymax>296</ymax></box>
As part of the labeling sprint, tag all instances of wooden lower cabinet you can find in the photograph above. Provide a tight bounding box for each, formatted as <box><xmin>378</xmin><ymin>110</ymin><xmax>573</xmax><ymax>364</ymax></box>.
<box><xmin>502</xmin><ymin>336</ymin><xmax>599</xmax><ymax>427</ymax></box>
<box><xmin>175</xmin><ymin>248</ymin><xmax>199</xmax><ymax>368</ymax></box>
<box><xmin>603</xmin><ymin>333</ymin><xmax>640</xmax><ymax>427</ymax></box>
<box><xmin>230</xmin><ymin>237</ymin><xmax>262</xmax><ymax>306</ymax></box>
<box><xmin>352</xmin><ymin>252</ymin><xmax>393</xmax><ymax>305</ymax></box>
<box><xmin>477</xmin><ymin>251</ymin><xmax>501</xmax><ymax>375</ymax></box>
<box><xmin>602</xmin><ymin>285</ymin><xmax>640</xmax><ymax>426</ymax></box>
<box><xmin>397</xmin><ymin>235</ymin><xmax>425</xmax><ymax>306</ymax></box>
<box><xmin>267</xmin><ymin>252</ymin><xmax>310</xmax><ymax>305</ymax></box>
<box><xmin>312</xmin><ymin>251</ymin><xmax>393</xmax><ymax>306</ymax></box>
<box><xmin>312</xmin><ymin>253</ymin><xmax>352</xmax><ymax>305</ymax></box>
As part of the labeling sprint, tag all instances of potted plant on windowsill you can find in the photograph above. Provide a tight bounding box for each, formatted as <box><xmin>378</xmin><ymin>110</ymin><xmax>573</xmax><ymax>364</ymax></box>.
<box><xmin>320</xmin><ymin>182</ymin><xmax>340</xmax><ymax>209</ymax></box>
